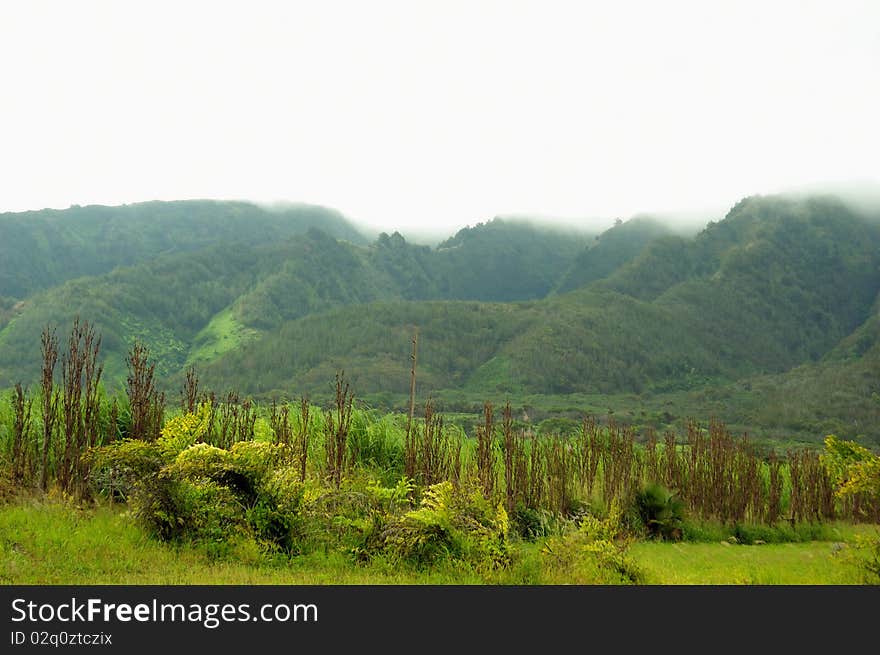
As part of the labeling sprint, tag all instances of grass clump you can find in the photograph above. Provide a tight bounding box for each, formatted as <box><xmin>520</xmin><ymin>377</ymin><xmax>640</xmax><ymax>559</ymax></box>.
<box><xmin>679</xmin><ymin>519</ymin><xmax>844</xmax><ymax>545</ymax></box>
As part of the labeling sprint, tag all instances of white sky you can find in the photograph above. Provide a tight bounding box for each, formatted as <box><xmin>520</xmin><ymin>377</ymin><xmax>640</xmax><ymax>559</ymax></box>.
<box><xmin>1</xmin><ymin>0</ymin><xmax>879</xmax><ymax>234</ymax></box>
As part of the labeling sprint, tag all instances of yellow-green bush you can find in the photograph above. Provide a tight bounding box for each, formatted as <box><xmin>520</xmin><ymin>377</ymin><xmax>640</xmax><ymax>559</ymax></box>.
<box><xmin>163</xmin><ymin>443</ymin><xmax>230</xmax><ymax>481</ymax></box>
<box><xmin>229</xmin><ymin>441</ymin><xmax>287</xmax><ymax>485</ymax></box>
<box><xmin>153</xmin><ymin>478</ymin><xmax>246</xmax><ymax>544</ymax></box>
<box><xmin>541</xmin><ymin>505</ymin><xmax>642</xmax><ymax>583</ymax></box>
<box><xmin>363</xmin><ymin>481</ymin><xmax>511</xmax><ymax>569</ymax></box>
<box><xmin>90</xmin><ymin>439</ymin><xmax>509</xmax><ymax>566</ymax></box>
<box><xmin>157</xmin><ymin>404</ymin><xmax>213</xmax><ymax>458</ymax></box>
<box><xmin>85</xmin><ymin>439</ymin><xmax>165</xmax><ymax>500</ymax></box>
<box><xmin>149</xmin><ymin>440</ymin><xmax>319</xmax><ymax>550</ymax></box>
<box><xmin>822</xmin><ymin>435</ymin><xmax>880</xmax><ymax>500</ymax></box>
<box><xmin>264</xmin><ymin>465</ymin><xmax>308</xmax><ymax>517</ymax></box>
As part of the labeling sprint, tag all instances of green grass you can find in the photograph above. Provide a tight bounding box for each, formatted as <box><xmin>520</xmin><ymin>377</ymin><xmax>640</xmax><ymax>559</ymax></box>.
<box><xmin>0</xmin><ymin>500</ymin><xmax>626</xmax><ymax>585</ymax></box>
<box><xmin>631</xmin><ymin>535</ymin><xmax>874</xmax><ymax>584</ymax></box>
<box><xmin>1</xmin><ymin>500</ymin><xmax>875</xmax><ymax>585</ymax></box>
<box><xmin>187</xmin><ymin>307</ymin><xmax>260</xmax><ymax>365</ymax></box>
<box><xmin>464</xmin><ymin>355</ymin><xmax>526</xmax><ymax>395</ymax></box>
<box><xmin>0</xmin><ymin>500</ymin><xmax>479</xmax><ymax>584</ymax></box>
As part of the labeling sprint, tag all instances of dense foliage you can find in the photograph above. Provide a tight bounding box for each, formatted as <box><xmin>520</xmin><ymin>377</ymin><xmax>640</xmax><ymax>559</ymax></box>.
<box><xmin>0</xmin><ymin>200</ymin><xmax>365</xmax><ymax>299</ymax></box>
<box><xmin>554</xmin><ymin>216</ymin><xmax>673</xmax><ymax>293</ymax></box>
<box><xmin>1</xmin><ymin>316</ymin><xmax>877</xmax><ymax>582</ymax></box>
<box><xmin>1</xmin><ymin>194</ymin><xmax>879</xmax><ymax>446</ymax></box>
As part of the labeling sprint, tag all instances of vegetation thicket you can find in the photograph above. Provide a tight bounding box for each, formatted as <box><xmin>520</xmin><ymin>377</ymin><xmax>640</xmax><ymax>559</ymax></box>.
<box><xmin>1</xmin><ymin>195</ymin><xmax>879</xmax><ymax>446</ymax></box>
<box><xmin>2</xmin><ymin>318</ymin><xmax>878</xmax><ymax>583</ymax></box>
<box><xmin>2</xmin><ymin>193</ymin><xmax>880</xmax><ymax>583</ymax></box>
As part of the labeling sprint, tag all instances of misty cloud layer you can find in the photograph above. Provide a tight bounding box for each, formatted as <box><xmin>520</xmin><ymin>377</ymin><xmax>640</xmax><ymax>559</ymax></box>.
<box><xmin>1</xmin><ymin>1</ymin><xmax>878</xmax><ymax>236</ymax></box>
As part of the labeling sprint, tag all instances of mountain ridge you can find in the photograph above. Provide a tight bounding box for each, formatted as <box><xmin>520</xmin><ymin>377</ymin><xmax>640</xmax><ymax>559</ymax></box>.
<box><xmin>1</xmin><ymin>193</ymin><xmax>878</xmax><ymax>444</ymax></box>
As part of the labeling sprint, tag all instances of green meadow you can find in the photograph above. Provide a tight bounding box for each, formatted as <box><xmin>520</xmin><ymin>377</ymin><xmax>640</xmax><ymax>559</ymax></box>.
<box><xmin>2</xmin><ymin>501</ymin><xmax>876</xmax><ymax>585</ymax></box>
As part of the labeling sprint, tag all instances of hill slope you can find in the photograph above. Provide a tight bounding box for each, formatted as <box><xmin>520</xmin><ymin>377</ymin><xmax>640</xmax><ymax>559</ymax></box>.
<box><xmin>555</xmin><ymin>216</ymin><xmax>673</xmax><ymax>294</ymax></box>
<box><xmin>1</xmin><ymin>193</ymin><xmax>878</xmax><ymax>447</ymax></box>
<box><xmin>0</xmin><ymin>214</ymin><xmax>591</xmax><ymax>387</ymax></box>
<box><xmin>0</xmin><ymin>200</ymin><xmax>366</xmax><ymax>300</ymax></box>
<box><xmin>197</xmin><ymin>195</ymin><xmax>880</xmax><ymax>403</ymax></box>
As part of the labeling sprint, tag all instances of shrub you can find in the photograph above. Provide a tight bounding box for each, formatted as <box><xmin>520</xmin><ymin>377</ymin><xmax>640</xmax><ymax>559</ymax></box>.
<box><xmin>184</xmin><ymin>479</ymin><xmax>243</xmax><ymax>539</ymax></box>
<box><xmin>732</xmin><ymin>521</ymin><xmax>835</xmax><ymax>544</ymax></box>
<box><xmin>89</xmin><ymin>437</ymin><xmax>292</xmax><ymax>550</ymax></box>
<box><xmin>86</xmin><ymin>439</ymin><xmax>165</xmax><ymax>500</ymax></box>
<box><xmin>541</xmin><ymin>504</ymin><xmax>642</xmax><ymax>584</ymax></box>
<box><xmin>364</xmin><ymin>476</ymin><xmax>415</xmax><ymax>513</ymax></box>
<box><xmin>159</xmin><ymin>442</ymin><xmax>302</xmax><ymax>550</ymax></box>
<box><xmin>830</xmin><ymin>531</ymin><xmax>880</xmax><ymax>584</ymax></box>
<box><xmin>254</xmin><ymin>465</ymin><xmax>311</xmax><ymax>551</ymax></box>
<box><xmin>163</xmin><ymin>443</ymin><xmax>230</xmax><ymax>481</ymax></box>
<box><xmin>295</xmin><ymin>477</ymin><xmax>391</xmax><ymax>555</ymax></box>
<box><xmin>633</xmin><ymin>482</ymin><xmax>685</xmax><ymax>540</ymax></box>
<box><xmin>157</xmin><ymin>404</ymin><xmax>212</xmax><ymax>458</ymax></box>
<box><xmin>264</xmin><ymin>465</ymin><xmax>308</xmax><ymax>516</ymax></box>
<box><xmin>822</xmin><ymin>434</ymin><xmax>880</xmax><ymax>520</ymax></box>
<box><xmin>363</xmin><ymin>481</ymin><xmax>511</xmax><ymax>569</ymax></box>
<box><xmin>228</xmin><ymin>440</ymin><xmax>287</xmax><ymax>487</ymax></box>
<box><xmin>511</xmin><ymin>504</ymin><xmax>566</xmax><ymax>541</ymax></box>
<box><xmin>858</xmin><ymin>534</ymin><xmax>880</xmax><ymax>584</ymax></box>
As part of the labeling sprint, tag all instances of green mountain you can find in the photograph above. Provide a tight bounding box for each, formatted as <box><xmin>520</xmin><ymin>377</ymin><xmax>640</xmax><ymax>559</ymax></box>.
<box><xmin>554</xmin><ymin>216</ymin><xmax>673</xmax><ymax>294</ymax></box>
<box><xmin>428</xmin><ymin>218</ymin><xmax>591</xmax><ymax>301</ymax></box>
<box><xmin>0</xmin><ymin>242</ymin><xmax>274</xmax><ymax>384</ymax></box>
<box><xmin>0</xmin><ymin>199</ymin><xmax>365</xmax><ymax>300</ymax></box>
<box><xmin>198</xmin><ymin>195</ymin><xmax>880</xmax><ymax>392</ymax></box>
<box><xmin>0</xmin><ymin>211</ymin><xmax>590</xmax><ymax>388</ymax></box>
<box><xmin>675</xmin><ymin>305</ymin><xmax>880</xmax><ymax>446</ymax></box>
<box><xmin>1</xmin><ymin>193</ymin><xmax>878</xmax><ymax>444</ymax></box>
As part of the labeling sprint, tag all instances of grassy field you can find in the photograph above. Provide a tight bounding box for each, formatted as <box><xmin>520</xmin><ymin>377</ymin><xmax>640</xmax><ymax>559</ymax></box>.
<box><xmin>632</xmin><ymin>539</ymin><xmax>868</xmax><ymax>584</ymax></box>
<box><xmin>187</xmin><ymin>307</ymin><xmax>260</xmax><ymax>365</ymax></box>
<box><xmin>1</xmin><ymin>501</ymin><xmax>875</xmax><ymax>585</ymax></box>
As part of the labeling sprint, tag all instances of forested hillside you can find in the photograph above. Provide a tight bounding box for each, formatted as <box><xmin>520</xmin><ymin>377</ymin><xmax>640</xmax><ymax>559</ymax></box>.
<box><xmin>0</xmin><ymin>193</ymin><xmax>878</xmax><ymax>444</ymax></box>
<box><xmin>0</xmin><ymin>200</ymin><xmax>365</xmax><ymax>300</ymax></box>
<box><xmin>0</xmin><ymin>209</ymin><xmax>592</xmax><ymax>387</ymax></box>
<box><xmin>199</xmin><ymin>196</ymin><xmax>880</xmax><ymax>394</ymax></box>
<box><xmin>554</xmin><ymin>217</ymin><xmax>673</xmax><ymax>293</ymax></box>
